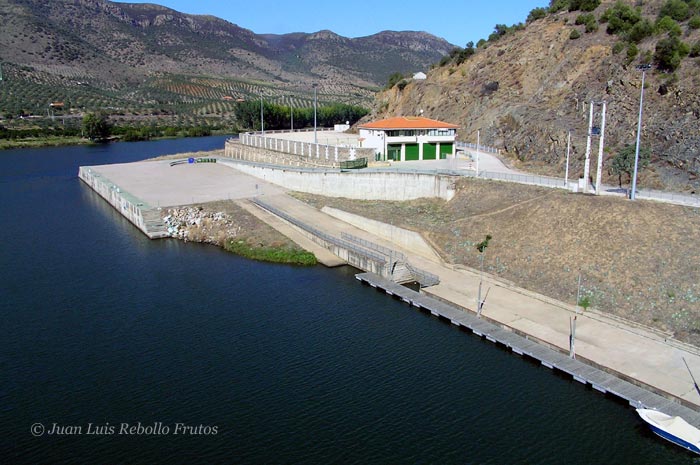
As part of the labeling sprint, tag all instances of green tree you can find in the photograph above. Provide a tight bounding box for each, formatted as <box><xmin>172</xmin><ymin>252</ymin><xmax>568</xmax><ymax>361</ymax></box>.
<box><xmin>549</xmin><ymin>0</ymin><xmax>570</xmax><ymax>13</ymax></box>
<box><xmin>601</xmin><ymin>1</ymin><xmax>642</xmax><ymax>35</ymax></box>
<box><xmin>82</xmin><ymin>112</ymin><xmax>111</xmax><ymax>141</ymax></box>
<box><xmin>385</xmin><ymin>72</ymin><xmax>404</xmax><ymax>90</ymax></box>
<box><xmin>527</xmin><ymin>7</ymin><xmax>548</xmax><ymax>23</ymax></box>
<box><xmin>655</xmin><ymin>35</ymin><xmax>690</xmax><ymax>71</ymax></box>
<box><xmin>659</xmin><ymin>0</ymin><xmax>690</xmax><ymax>21</ymax></box>
<box><xmin>656</xmin><ymin>16</ymin><xmax>683</xmax><ymax>36</ymax></box>
<box><xmin>569</xmin><ymin>0</ymin><xmax>600</xmax><ymax>12</ymax></box>
<box><xmin>610</xmin><ymin>144</ymin><xmax>651</xmax><ymax>187</ymax></box>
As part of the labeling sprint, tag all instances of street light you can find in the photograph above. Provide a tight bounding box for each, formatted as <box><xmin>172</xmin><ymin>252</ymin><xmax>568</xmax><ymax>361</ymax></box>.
<box><xmin>313</xmin><ymin>83</ymin><xmax>318</xmax><ymax>144</ymax></box>
<box><xmin>260</xmin><ymin>90</ymin><xmax>264</xmax><ymax>136</ymax></box>
<box><xmin>630</xmin><ymin>64</ymin><xmax>651</xmax><ymax>201</ymax></box>
<box><xmin>565</xmin><ymin>130</ymin><xmax>571</xmax><ymax>188</ymax></box>
<box><xmin>476</xmin><ymin>129</ymin><xmax>480</xmax><ymax>176</ymax></box>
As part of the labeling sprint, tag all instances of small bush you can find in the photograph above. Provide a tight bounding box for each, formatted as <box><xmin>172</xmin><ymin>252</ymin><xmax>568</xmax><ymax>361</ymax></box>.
<box><xmin>576</xmin><ymin>13</ymin><xmax>598</xmax><ymax>32</ymax></box>
<box><xmin>612</xmin><ymin>41</ymin><xmax>626</xmax><ymax>54</ymax></box>
<box><xmin>627</xmin><ymin>43</ymin><xmax>639</xmax><ymax>62</ymax></box>
<box><xmin>659</xmin><ymin>0</ymin><xmax>690</xmax><ymax>21</ymax></box>
<box><xmin>690</xmin><ymin>41</ymin><xmax>700</xmax><ymax>57</ymax></box>
<box><xmin>688</xmin><ymin>15</ymin><xmax>700</xmax><ymax>29</ymax></box>
<box><xmin>655</xmin><ymin>35</ymin><xmax>690</xmax><ymax>71</ymax></box>
<box><xmin>527</xmin><ymin>7</ymin><xmax>548</xmax><ymax>22</ymax></box>
<box><xmin>627</xmin><ymin>19</ymin><xmax>654</xmax><ymax>43</ymax></box>
<box><xmin>569</xmin><ymin>0</ymin><xmax>600</xmax><ymax>12</ymax></box>
<box><xmin>570</xmin><ymin>29</ymin><xmax>582</xmax><ymax>39</ymax></box>
<box><xmin>549</xmin><ymin>0</ymin><xmax>569</xmax><ymax>13</ymax></box>
<box><xmin>601</xmin><ymin>2</ymin><xmax>643</xmax><ymax>35</ymax></box>
<box><xmin>656</xmin><ymin>16</ymin><xmax>683</xmax><ymax>36</ymax></box>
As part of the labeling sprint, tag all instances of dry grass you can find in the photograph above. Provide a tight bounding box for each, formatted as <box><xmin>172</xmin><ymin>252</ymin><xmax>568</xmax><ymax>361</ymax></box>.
<box><xmin>293</xmin><ymin>178</ymin><xmax>700</xmax><ymax>345</ymax></box>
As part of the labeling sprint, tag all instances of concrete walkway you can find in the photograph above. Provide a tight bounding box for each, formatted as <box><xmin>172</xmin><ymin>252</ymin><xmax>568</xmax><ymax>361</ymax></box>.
<box><xmin>253</xmin><ymin>192</ymin><xmax>700</xmax><ymax>411</ymax></box>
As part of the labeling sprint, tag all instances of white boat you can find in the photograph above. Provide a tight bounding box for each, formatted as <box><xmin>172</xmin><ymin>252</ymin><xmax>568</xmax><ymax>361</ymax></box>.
<box><xmin>637</xmin><ymin>408</ymin><xmax>700</xmax><ymax>454</ymax></box>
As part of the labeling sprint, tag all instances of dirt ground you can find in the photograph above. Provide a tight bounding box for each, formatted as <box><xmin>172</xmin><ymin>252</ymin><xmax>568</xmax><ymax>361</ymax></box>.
<box><xmin>293</xmin><ymin>178</ymin><xmax>700</xmax><ymax>346</ymax></box>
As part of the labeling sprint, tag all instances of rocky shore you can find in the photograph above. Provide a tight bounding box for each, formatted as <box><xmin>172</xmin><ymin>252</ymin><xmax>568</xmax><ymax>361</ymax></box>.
<box><xmin>161</xmin><ymin>200</ymin><xmax>316</xmax><ymax>266</ymax></box>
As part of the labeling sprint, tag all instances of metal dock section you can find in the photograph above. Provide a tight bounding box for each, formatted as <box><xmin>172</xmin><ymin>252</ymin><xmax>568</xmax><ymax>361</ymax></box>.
<box><xmin>355</xmin><ymin>272</ymin><xmax>700</xmax><ymax>428</ymax></box>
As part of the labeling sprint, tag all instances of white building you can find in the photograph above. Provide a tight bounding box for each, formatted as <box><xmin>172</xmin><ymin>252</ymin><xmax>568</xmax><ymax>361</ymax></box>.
<box><xmin>412</xmin><ymin>71</ymin><xmax>427</xmax><ymax>80</ymax></box>
<box><xmin>358</xmin><ymin>116</ymin><xmax>459</xmax><ymax>161</ymax></box>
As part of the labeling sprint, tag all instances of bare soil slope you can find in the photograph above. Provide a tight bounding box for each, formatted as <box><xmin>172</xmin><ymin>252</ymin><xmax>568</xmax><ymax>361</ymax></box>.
<box><xmin>295</xmin><ymin>180</ymin><xmax>700</xmax><ymax>345</ymax></box>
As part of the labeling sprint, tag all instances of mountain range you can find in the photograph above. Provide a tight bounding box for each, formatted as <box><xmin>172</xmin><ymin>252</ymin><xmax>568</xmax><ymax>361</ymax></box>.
<box><xmin>0</xmin><ymin>0</ymin><xmax>453</xmax><ymax>116</ymax></box>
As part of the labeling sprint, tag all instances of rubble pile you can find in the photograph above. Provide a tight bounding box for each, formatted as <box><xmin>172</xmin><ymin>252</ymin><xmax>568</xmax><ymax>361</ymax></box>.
<box><xmin>163</xmin><ymin>206</ymin><xmax>240</xmax><ymax>245</ymax></box>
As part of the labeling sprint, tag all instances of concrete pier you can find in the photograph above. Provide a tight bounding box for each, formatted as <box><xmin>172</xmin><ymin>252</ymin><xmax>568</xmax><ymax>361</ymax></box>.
<box><xmin>356</xmin><ymin>272</ymin><xmax>700</xmax><ymax>428</ymax></box>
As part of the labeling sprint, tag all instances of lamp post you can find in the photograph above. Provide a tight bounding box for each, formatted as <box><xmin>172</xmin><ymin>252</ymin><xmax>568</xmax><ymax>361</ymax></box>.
<box><xmin>260</xmin><ymin>91</ymin><xmax>264</xmax><ymax>135</ymax></box>
<box><xmin>313</xmin><ymin>84</ymin><xmax>318</xmax><ymax>145</ymax></box>
<box><xmin>630</xmin><ymin>64</ymin><xmax>651</xmax><ymax>201</ymax></box>
<box><xmin>565</xmin><ymin>130</ymin><xmax>571</xmax><ymax>188</ymax></box>
<box><xmin>476</xmin><ymin>129</ymin><xmax>480</xmax><ymax>177</ymax></box>
<box><xmin>290</xmin><ymin>98</ymin><xmax>294</xmax><ymax>132</ymax></box>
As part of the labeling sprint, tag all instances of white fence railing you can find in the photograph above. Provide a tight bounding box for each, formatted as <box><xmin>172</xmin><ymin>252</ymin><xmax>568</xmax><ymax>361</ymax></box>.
<box><xmin>456</xmin><ymin>141</ymin><xmax>500</xmax><ymax>154</ymax></box>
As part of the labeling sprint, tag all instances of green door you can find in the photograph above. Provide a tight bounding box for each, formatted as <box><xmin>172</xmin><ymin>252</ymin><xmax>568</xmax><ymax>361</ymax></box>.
<box><xmin>423</xmin><ymin>143</ymin><xmax>437</xmax><ymax>160</ymax></box>
<box><xmin>405</xmin><ymin>144</ymin><xmax>419</xmax><ymax>161</ymax></box>
<box><xmin>439</xmin><ymin>143</ymin><xmax>453</xmax><ymax>159</ymax></box>
<box><xmin>387</xmin><ymin>144</ymin><xmax>401</xmax><ymax>161</ymax></box>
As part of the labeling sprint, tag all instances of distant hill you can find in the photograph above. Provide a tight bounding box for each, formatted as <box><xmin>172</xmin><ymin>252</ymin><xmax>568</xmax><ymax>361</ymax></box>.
<box><xmin>0</xmin><ymin>0</ymin><xmax>453</xmax><ymax>118</ymax></box>
<box><xmin>374</xmin><ymin>0</ymin><xmax>700</xmax><ymax>192</ymax></box>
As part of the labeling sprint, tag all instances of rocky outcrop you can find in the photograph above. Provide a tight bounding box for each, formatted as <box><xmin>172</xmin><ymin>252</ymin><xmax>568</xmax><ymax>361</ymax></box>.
<box><xmin>374</xmin><ymin>7</ymin><xmax>700</xmax><ymax>191</ymax></box>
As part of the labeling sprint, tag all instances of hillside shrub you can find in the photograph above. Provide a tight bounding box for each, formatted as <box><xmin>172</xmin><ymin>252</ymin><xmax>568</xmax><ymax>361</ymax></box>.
<box><xmin>569</xmin><ymin>0</ymin><xmax>601</xmax><ymax>12</ymax></box>
<box><xmin>549</xmin><ymin>0</ymin><xmax>569</xmax><ymax>13</ymax></box>
<box><xmin>527</xmin><ymin>7</ymin><xmax>548</xmax><ymax>22</ymax></box>
<box><xmin>627</xmin><ymin>19</ymin><xmax>654</xmax><ymax>43</ymax></box>
<box><xmin>611</xmin><ymin>144</ymin><xmax>650</xmax><ymax>187</ymax></box>
<box><xmin>570</xmin><ymin>29</ymin><xmax>582</xmax><ymax>39</ymax></box>
<box><xmin>576</xmin><ymin>13</ymin><xmax>599</xmax><ymax>32</ymax></box>
<box><xmin>601</xmin><ymin>2</ymin><xmax>642</xmax><ymax>35</ymax></box>
<box><xmin>655</xmin><ymin>35</ymin><xmax>690</xmax><ymax>71</ymax></box>
<box><xmin>627</xmin><ymin>43</ymin><xmax>639</xmax><ymax>62</ymax></box>
<box><xmin>656</xmin><ymin>16</ymin><xmax>683</xmax><ymax>36</ymax></box>
<box><xmin>659</xmin><ymin>0</ymin><xmax>690</xmax><ymax>21</ymax></box>
<box><xmin>612</xmin><ymin>41</ymin><xmax>626</xmax><ymax>54</ymax></box>
<box><xmin>688</xmin><ymin>15</ymin><xmax>700</xmax><ymax>29</ymax></box>
<box><xmin>690</xmin><ymin>41</ymin><xmax>700</xmax><ymax>57</ymax></box>
<box><xmin>385</xmin><ymin>72</ymin><xmax>404</xmax><ymax>89</ymax></box>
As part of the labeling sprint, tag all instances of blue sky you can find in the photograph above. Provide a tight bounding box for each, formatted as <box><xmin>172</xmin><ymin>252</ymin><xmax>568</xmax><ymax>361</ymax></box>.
<box><xmin>119</xmin><ymin>0</ymin><xmax>548</xmax><ymax>46</ymax></box>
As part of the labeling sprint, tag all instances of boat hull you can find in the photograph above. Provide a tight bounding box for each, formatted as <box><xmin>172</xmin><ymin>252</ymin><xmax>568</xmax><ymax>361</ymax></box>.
<box><xmin>637</xmin><ymin>408</ymin><xmax>700</xmax><ymax>455</ymax></box>
<box><xmin>647</xmin><ymin>422</ymin><xmax>700</xmax><ymax>455</ymax></box>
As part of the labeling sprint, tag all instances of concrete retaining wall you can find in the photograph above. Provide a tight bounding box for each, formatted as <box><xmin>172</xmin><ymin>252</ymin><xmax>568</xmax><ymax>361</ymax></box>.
<box><xmin>219</xmin><ymin>160</ymin><xmax>456</xmax><ymax>201</ymax></box>
<box><xmin>78</xmin><ymin>166</ymin><xmax>166</xmax><ymax>239</ymax></box>
<box><xmin>321</xmin><ymin>206</ymin><xmax>441</xmax><ymax>262</ymax></box>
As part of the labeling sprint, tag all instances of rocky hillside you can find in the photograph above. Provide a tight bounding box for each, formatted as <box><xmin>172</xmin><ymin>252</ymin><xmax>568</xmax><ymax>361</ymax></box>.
<box><xmin>0</xmin><ymin>0</ymin><xmax>452</xmax><ymax>116</ymax></box>
<box><xmin>374</xmin><ymin>0</ymin><xmax>700</xmax><ymax>191</ymax></box>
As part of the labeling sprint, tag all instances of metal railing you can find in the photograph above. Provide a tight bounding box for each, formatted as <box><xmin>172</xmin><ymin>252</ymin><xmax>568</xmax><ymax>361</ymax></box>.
<box><xmin>252</xmin><ymin>199</ymin><xmax>387</xmax><ymax>265</ymax></box>
<box><xmin>341</xmin><ymin>232</ymin><xmax>440</xmax><ymax>287</ymax></box>
<box><xmin>456</xmin><ymin>141</ymin><xmax>500</xmax><ymax>154</ymax></box>
<box><xmin>635</xmin><ymin>187</ymin><xmax>700</xmax><ymax>207</ymax></box>
<box><xmin>477</xmin><ymin>170</ymin><xmax>567</xmax><ymax>189</ymax></box>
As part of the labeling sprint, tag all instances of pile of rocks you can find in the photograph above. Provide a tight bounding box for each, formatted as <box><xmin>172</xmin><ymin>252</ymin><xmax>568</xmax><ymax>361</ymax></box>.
<box><xmin>163</xmin><ymin>206</ymin><xmax>240</xmax><ymax>245</ymax></box>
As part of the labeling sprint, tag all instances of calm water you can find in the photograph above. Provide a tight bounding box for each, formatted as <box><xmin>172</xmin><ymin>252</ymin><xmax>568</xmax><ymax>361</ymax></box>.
<box><xmin>0</xmin><ymin>137</ymin><xmax>696</xmax><ymax>464</ymax></box>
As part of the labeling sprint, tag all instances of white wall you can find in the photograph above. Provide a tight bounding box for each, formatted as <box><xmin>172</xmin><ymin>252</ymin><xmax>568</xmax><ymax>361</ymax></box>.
<box><xmin>219</xmin><ymin>160</ymin><xmax>456</xmax><ymax>201</ymax></box>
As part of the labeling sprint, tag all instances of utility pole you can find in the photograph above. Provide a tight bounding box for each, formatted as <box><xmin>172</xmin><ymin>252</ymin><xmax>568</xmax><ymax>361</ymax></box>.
<box><xmin>631</xmin><ymin>64</ymin><xmax>651</xmax><ymax>201</ymax></box>
<box><xmin>565</xmin><ymin>130</ymin><xmax>571</xmax><ymax>188</ymax></box>
<box><xmin>260</xmin><ymin>90</ymin><xmax>264</xmax><ymax>135</ymax></box>
<box><xmin>313</xmin><ymin>84</ymin><xmax>318</xmax><ymax>145</ymax></box>
<box><xmin>476</xmin><ymin>129</ymin><xmax>480</xmax><ymax>177</ymax></box>
<box><xmin>594</xmin><ymin>100</ymin><xmax>607</xmax><ymax>195</ymax></box>
<box><xmin>583</xmin><ymin>102</ymin><xmax>593</xmax><ymax>193</ymax></box>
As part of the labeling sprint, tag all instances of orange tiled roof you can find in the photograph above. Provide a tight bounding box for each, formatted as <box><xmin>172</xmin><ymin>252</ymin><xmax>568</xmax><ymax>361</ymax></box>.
<box><xmin>359</xmin><ymin>116</ymin><xmax>459</xmax><ymax>130</ymax></box>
